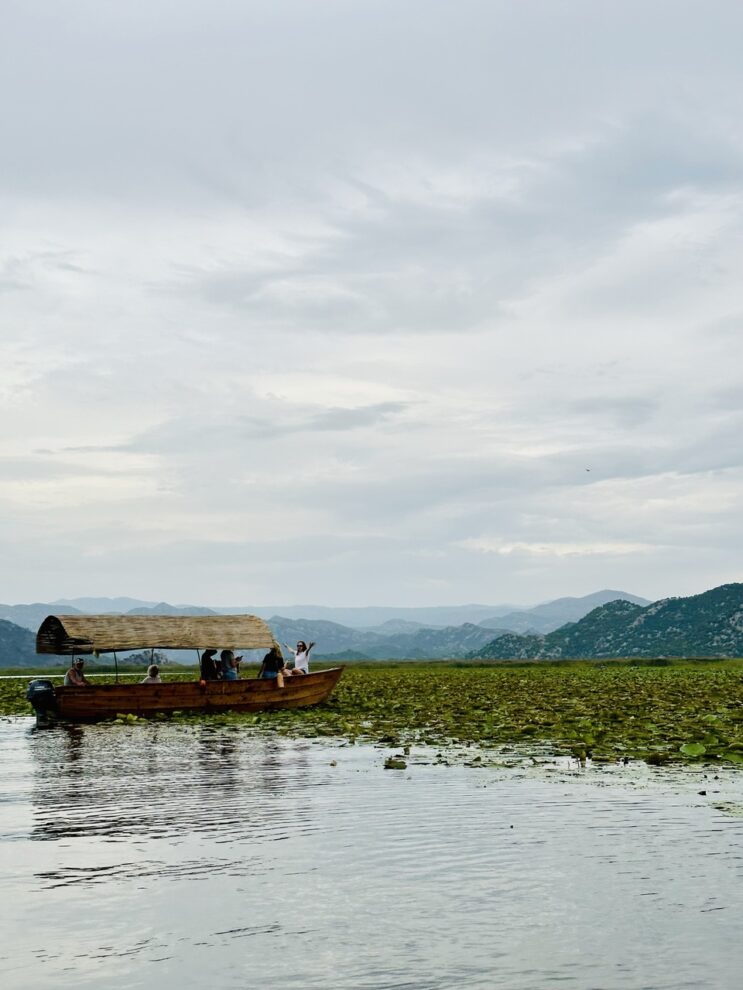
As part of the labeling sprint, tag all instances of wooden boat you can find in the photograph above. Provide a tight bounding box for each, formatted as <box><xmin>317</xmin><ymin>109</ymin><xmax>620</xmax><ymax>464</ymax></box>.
<box><xmin>29</xmin><ymin>613</ymin><xmax>343</xmax><ymax>723</ymax></box>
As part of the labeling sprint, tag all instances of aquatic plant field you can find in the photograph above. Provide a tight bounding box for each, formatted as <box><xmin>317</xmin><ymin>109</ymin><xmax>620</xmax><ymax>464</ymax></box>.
<box><xmin>4</xmin><ymin>661</ymin><xmax>743</xmax><ymax>765</ymax></box>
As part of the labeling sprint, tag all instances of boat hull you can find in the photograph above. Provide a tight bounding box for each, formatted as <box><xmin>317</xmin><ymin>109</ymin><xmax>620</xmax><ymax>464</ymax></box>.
<box><xmin>49</xmin><ymin>668</ymin><xmax>344</xmax><ymax>721</ymax></box>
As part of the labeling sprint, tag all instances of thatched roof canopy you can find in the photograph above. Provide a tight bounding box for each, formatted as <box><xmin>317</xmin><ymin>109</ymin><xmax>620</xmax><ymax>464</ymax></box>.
<box><xmin>36</xmin><ymin>614</ymin><xmax>278</xmax><ymax>655</ymax></box>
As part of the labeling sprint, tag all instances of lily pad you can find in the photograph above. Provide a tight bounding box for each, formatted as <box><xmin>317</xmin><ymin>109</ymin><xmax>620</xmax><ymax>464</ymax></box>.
<box><xmin>720</xmin><ymin>751</ymin><xmax>743</xmax><ymax>764</ymax></box>
<box><xmin>679</xmin><ymin>742</ymin><xmax>706</xmax><ymax>757</ymax></box>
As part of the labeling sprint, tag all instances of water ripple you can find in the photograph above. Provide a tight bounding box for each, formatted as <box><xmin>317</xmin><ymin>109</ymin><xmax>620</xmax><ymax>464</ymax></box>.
<box><xmin>1</xmin><ymin>720</ymin><xmax>742</xmax><ymax>990</ymax></box>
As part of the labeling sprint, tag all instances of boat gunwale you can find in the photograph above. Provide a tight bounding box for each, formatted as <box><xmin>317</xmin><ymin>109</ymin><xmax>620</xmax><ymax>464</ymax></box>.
<box><xmin>48</xmin><ymin>667</ymin><xmax>345</xmax><ymax>721</ymax></box>
<box><xmin>55</xmin><ymin>667</ymin><xmax>344</xmax><ymax>693</ymax></box>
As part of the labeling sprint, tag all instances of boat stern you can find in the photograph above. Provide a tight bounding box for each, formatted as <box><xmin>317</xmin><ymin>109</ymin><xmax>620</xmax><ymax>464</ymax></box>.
<box><xmin>26</xmin><ymin>679</ymin><xmax>59</xmax><ymax>727</ymax></box>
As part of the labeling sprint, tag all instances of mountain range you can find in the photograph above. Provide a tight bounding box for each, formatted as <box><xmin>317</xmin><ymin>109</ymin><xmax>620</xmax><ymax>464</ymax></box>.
<box><xmin>0</xmin><ymin>589</ymin><xmax>648</xmax><ymax>635</ymax></box>
<box><xmin>0</xmin><ymin>590</ymin><xmax>647</xmax><ymax>665</ymax></box>
<box><xmin>268</xmin><ymin>617</ymin><xmax>510</xmax><ymax>660</ymax></box>
<box><xmin>470</xmin><ymin>583</ymin><xmax>743</xmax><ymax>660</ymax></box>
<box><xmin>2</xmin><ymin>585</ymin><xmax>743</xmax><ymax>665</ymax></box>
<box><xmin>475</xmin><ymin>590</ymin><xmax>650</xmax><ymax>635</ymax></box>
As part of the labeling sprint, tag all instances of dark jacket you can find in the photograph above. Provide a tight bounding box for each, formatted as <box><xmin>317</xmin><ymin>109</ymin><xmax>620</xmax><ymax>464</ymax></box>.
<box><xmin>260</xmin><ymin>650</ymin><xmax>285</xmax><ymax>675</ymax></box>
<box><xmin>200</xmin><ymin>653</ymin><xmax>220</xmax><ymax>681</ymax></box>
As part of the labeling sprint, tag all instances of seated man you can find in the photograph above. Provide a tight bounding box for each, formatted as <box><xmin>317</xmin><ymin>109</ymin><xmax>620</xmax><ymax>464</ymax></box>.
<box><xmin>64</xmin><ymin>658</ymin><xmax>91</xmax><ymax>687</ymax></box>
<box><xmin>141</xmin><ymin>664</ymin><xmax>162</xmax><ymax>683</ymax></box>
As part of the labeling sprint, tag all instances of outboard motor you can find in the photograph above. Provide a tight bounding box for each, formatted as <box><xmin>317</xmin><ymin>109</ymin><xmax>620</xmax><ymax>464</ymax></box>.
<box><xmin>26</xmin><ymin>679</ymin><xmax>58</xmax><ymax>727</ymax></box>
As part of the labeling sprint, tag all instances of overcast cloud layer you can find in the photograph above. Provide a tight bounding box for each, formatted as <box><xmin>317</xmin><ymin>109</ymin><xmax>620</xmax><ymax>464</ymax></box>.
<box><xmin>2</xmin><ymin>0</ymin><xmax>743</xmax><ymax>607</ymax></box>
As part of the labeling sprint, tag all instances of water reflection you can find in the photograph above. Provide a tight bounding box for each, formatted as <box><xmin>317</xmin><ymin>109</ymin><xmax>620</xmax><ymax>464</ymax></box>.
<box><xmin>3</xmin><ymin>720</ymin><xmax>743</xmax><ymax>990</ymax></box>
<box><xmin>29</xmin><ymin>721</ymin><xmax>322</xmax><ymax>846</ymax></box>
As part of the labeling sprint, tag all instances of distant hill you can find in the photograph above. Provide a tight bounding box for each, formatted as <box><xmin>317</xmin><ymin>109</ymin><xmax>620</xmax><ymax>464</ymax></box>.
<box><xmin>51</xmin><ymin>596</ymin><xmax>157</xmax><ymax>612</ymax></box>
<box><xmin>470</xmin><ymin>584</ymin><xmax>743</xmax><ymax>659</ymax></box>
<box><xmin>126</xmin><ymin>603</ymin><xmax>219</xmax><ymax>617</ymax></box>
<box><xmin>10</xmin><ymin>598</ymin><xmax>524</xmax><ymax>630</ymax></box>
<box><xmin>477</xmin><ymin>590</ymin><xmax>651</xmax><ymax>634</ymax></box>
<box><xmin>316</xmin><ymin>650</ymin><xmax>375</xmax><ymax>662</ymax></box>
<box><xmin>0</xmin><ymin>619</ymin><xmax>44</xmax><ymax>667</ymax></box>
<box><xmin>0</xmin><ymin>602</ymin><xmax>84</xmax><ymax>634</ymax></box>
<box><xmin>356</xmin><ymin>619</ymin><xmax>433</xmax><ymax>635</ymax></box>
<box><xmin>267</xmin><ymin>616</ymin><xmax>509</xmax><ymax>660</ymax></box>
<box><xmin>365</xmin><ymin>623</ymin><xmax>511</xmax><ymax>660</ymax></box>
<box><xmin>267</xmin><ymin>617</ymin><xmax>384</xmax><ymax>657</ymax></box>
<box><xmin>230</xmin><ymin>603</ymin><xmax>522</xmax><ymax>628</ymax></box>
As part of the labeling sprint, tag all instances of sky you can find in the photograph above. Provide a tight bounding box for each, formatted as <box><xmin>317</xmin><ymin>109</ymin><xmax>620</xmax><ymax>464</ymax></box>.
<box><xmin>2</xmin><ymin>0</ymin><xmax>743</xmax><ymax>608</ymax></box>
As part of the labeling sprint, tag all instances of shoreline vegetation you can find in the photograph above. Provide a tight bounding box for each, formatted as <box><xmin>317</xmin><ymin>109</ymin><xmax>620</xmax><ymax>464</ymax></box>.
<box><xmin>3</xmin><ymin>660</ymin><xmax>743</xmax><ymax>766</ymax></box>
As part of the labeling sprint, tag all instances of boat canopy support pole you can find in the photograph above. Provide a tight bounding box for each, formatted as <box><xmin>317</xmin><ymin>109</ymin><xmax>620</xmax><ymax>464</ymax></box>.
<box><xmin>114</xmin><ymin>650</ymin><xmax>119</xmax><ymax>683</ymax></box>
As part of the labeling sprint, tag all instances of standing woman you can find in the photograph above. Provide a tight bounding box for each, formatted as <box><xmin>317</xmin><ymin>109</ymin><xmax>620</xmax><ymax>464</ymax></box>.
<box><xmin>283</xmin><ymin>640</ymin><xmax>315</xmax><ymax>676</ymax></box>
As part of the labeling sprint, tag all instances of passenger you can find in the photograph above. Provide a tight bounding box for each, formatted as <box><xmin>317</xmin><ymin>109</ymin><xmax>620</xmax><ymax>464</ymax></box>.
<box><xmin>141</xmin><ymin>664</ymin><xmax>162</xmax><ymax>684</ymax></box>
<box><xmin>283</xmin><ymin>640</ymin><xmax>315</xmax><ymax>676</ymax></box>
<box><xmin>200</xmin><ymin>649</ymin><xmax>220</xmax><ymax>681</ymax></box>
<box><xmin>64</xmin><ymin>658</ymin><xmax>91</xmax><ymax>687</ymax></box>
<box><xmin>220</xmin><ymin>649</ymin><xmax>242</xmax><ymax>681</ymax></box>
<box><xmin>258</xmin><ymin>646</ymin><xmax>285</xmax><ymax>687</ymax></box>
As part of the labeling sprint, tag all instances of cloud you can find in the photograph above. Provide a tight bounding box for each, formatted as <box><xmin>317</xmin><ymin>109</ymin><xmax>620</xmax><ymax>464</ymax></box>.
<box><xmin>458</xmin><ymin>538</ymin><xmax>655</xmax><ymax>558</ymax></box>
<box><xmin>116</xmin><ymin>400</ymin><xmax>410</xmax><ymax>455</ymax></box>
<box><xmin>2</xmin><ymin>1</ymin><xmax>743</xmax><ymax>604</ymax></box>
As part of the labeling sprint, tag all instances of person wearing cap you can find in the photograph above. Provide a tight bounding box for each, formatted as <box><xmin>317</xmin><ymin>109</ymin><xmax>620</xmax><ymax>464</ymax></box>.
<box><xmin>64</xmin><ymin>658</ymin><xmax>91</xmax><ymax>687</ymax></box>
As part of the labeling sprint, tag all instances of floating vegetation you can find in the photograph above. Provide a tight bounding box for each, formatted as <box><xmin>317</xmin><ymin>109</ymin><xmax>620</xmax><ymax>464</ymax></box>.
<box><xmin>115</xmin><ymin>713</ymin><xmax>142</xmax><ymax>725</ymax></box>
<box><xmin>4</xmin><ymin>662</ymin><xmax>743</xmax><ymax>766</ymax></box>
<box><xmin>713</xmin><ymin>801</ymin><xmax>743</xmax><ymax>817</ymax></box>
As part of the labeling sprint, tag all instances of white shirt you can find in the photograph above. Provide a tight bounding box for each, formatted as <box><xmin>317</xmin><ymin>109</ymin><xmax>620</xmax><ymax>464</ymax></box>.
<box><xmin>293</xmin><ymin>650</ymin><xmax>310</xmax><ymax>673</ymax></box>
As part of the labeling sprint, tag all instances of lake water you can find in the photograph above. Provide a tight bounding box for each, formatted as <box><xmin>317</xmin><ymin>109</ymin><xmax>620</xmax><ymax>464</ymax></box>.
<box><xmin>2</xmin><ymin>718</ymin><xmax>742</xmax><ymax>990</ymax></box>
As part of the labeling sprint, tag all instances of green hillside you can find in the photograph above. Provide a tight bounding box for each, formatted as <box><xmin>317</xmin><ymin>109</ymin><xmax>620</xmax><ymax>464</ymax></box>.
<box><xmin>472</xmin><ymin>584</ymin><xmax>743</xmax><ymax>659</ymax></box>
<box><xmin>0</xmin><ymin>619</ymin><xmax>41</xmax><ymax>667</ymax></box>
